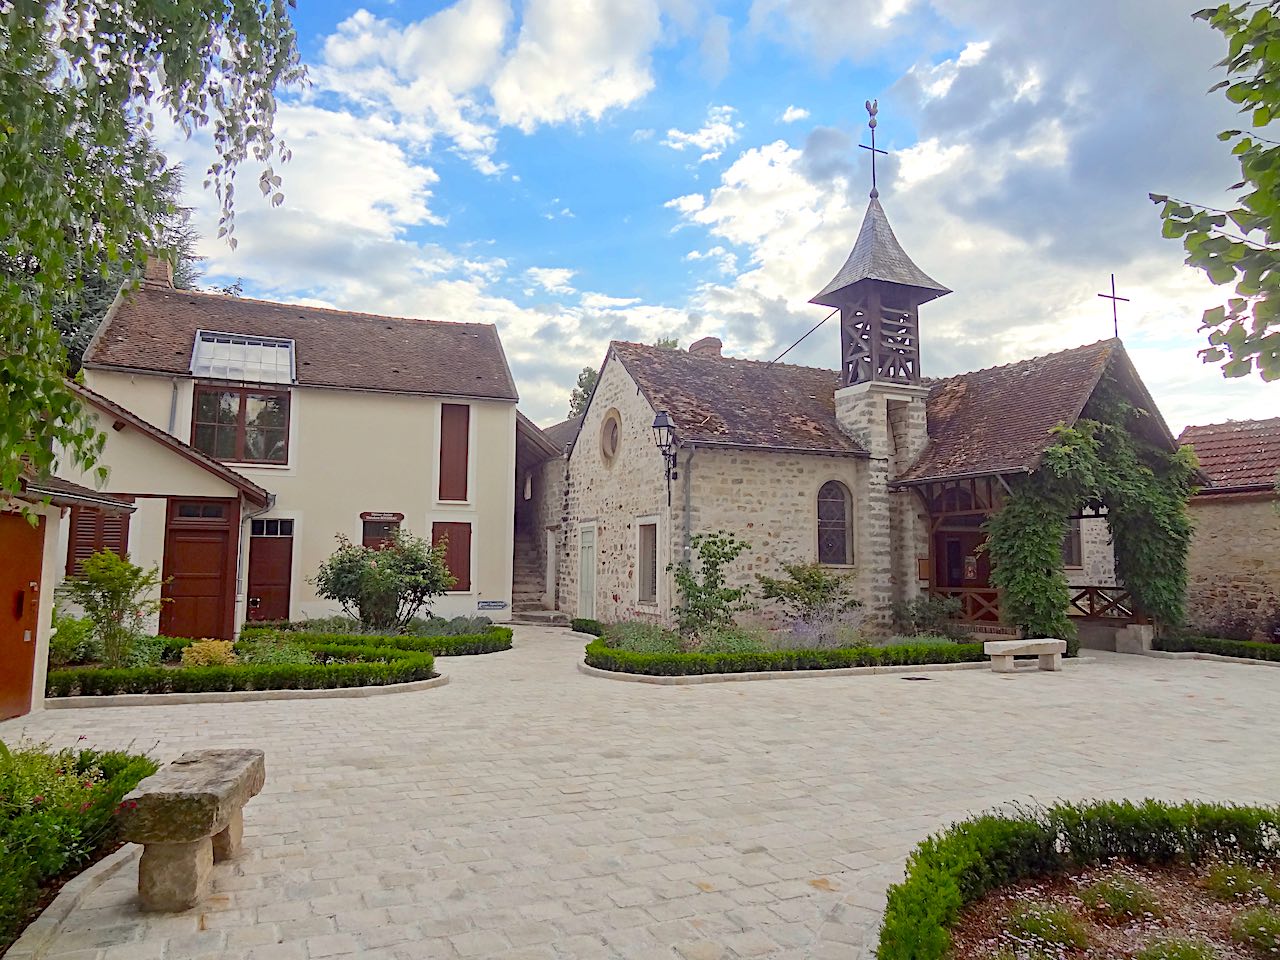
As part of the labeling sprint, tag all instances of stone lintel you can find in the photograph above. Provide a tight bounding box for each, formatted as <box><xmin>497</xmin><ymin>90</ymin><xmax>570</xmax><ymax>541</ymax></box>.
<box><xmin>835</xmin><ymin>381</ymin><xmax>932</xmax><ymax>405</ymax></box>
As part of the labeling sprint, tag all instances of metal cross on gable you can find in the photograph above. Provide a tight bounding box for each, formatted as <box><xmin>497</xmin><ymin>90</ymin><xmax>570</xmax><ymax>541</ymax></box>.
<box><xmin>1097</xmin><ymin>273</ymin><xmax>1130</xmax><ymax>338</ymax></box>
<box><xmin>861</xmin><ymin>99</ymin><xmax>888</xmax><ymax>199</ymax></box>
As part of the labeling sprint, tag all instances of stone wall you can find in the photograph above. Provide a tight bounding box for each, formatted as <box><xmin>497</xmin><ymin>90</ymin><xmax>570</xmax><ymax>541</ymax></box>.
<box><xmin>1185</xmin><ymin>492</ymin><xmax>1280</xmax><ymax>624</ymax></box>
<box><xmin>1065</xmin><ymin>516</ymin><xmax>1118</xmax><ymax>588</ymax></box>
<box><xmin>527</xmin><ymin>454</ymin><xmax>568</xmax><ymax>608</ymax></box>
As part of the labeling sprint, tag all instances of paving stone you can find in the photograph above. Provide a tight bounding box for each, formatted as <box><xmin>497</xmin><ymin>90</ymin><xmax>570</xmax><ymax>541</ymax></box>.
<box><xmin>5</xmin><ymin>633</ymin><xmax>1278</xmax><ymax>960</ymax></box>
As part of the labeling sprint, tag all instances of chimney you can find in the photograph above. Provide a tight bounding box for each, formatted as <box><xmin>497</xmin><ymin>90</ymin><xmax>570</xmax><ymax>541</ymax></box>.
<box><xmin>689</xmin><ymin>336</ymin><xmax>723</xmax><ymax>358</ymax></box>
<box><xmin>142</xmin><ymin>254</ymin><xmax>174</xmax><ymax>289</ymax></box>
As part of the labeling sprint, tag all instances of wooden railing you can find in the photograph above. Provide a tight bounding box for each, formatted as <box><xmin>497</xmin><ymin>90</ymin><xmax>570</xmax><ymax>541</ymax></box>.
<box><xmin>1068</xmin><ymin>585</ymin><xmax>1136</xmax><ymax>621</ymax></box>
<box><xmin>931</xmin><ymin>587</ymin><xmax>1001</xmax><ymax>623</ymax></box>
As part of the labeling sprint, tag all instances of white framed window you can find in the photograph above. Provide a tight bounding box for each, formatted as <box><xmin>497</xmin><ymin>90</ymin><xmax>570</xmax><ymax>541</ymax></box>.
<box><xmin>636</xmin><ymin>516</ymin><xmax>659</xmax><ymax>605</ymax></box>
<box><xmin>191</xmin><ymin>329</ymin><xmax>296</xmax><ymax>384</ymax></box>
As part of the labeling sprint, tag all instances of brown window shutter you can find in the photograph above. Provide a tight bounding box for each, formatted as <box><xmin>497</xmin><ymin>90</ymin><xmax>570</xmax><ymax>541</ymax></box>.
<box><xmin>438</xmin><ymin>404</ymin><xmax>469</xmax><ymax>501</ymax></box>
<box><xmin>66</xmin><ymin>505</ymin><xmax>131</xmax><ymax>576</ymax></box>
<box><xmin>432</xmin><ymin>521</ymin><xmax>471</xmax><ymax>592</ymax></box>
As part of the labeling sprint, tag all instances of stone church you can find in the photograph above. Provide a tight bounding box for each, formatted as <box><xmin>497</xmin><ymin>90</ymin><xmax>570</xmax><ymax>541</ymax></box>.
<box><xmin>516</xmin><ymin>188</ymin><xmax>1163</xmax><ymax>633</ymax></box>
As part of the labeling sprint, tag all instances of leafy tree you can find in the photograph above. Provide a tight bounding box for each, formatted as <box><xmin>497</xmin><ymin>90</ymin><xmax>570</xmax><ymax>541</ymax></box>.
<box><xmin>757</xmin><ymin>562</ymin><xmax>859</xmax><ymax>623</ymax></box>
<box><xmin>568</xmin><ymin>366</ymin><xmax>598</xmax><ymax>418</ymax></box>
<box><xmin>59</xmin><ymin>550</ymin><xmax>168</xmax><ymax>668</ymax></box>
<box><xmin>669</xmin><ymin>531</ymin><xmax>754</xmax><ymax>636</ymax></box>
<box><xmin>1152</xmin><ymin>3</ymin><xmax>1280</xmax><ymax>381</ymax></box>
<box><xmin>311</xmin><ymin>531</ymin><xmax>456</xmax><ymax>632</ymax></box>
<box><xmin>1</xmin><ymin>0</ymin><xmax>304</xmax><ymax>499</ymax></box>
<box><xmin>653</xmin><ymin>335</ymin><xmax>679</xmax><ymax>349</ymax></box>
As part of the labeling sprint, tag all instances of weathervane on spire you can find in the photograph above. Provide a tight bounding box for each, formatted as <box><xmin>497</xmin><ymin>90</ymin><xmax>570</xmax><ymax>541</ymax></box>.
<box><xmin>860</xmin><ymin>99</ymin><xmax>887</xmax><ymax>199</ymax></box>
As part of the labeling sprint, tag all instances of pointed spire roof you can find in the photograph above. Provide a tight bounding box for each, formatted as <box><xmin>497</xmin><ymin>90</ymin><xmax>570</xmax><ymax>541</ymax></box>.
<box><xmin>810</xmin><ymin>197</ymin><xmax>951</xmax><ymax>308</ymax></box>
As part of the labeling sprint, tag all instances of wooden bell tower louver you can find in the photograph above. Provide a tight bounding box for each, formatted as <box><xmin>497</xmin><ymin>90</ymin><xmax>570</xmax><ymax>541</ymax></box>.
<box><xmin>811</xmin><ymin>102</ymin><xmax>950</xmax><ymax>387</ymax></box>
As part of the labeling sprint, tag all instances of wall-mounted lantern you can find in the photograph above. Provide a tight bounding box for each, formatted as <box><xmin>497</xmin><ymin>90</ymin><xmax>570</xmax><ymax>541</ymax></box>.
<box><xmin>651</xmin><ymin>409</ymin><xmax>678</xmax><ymax>506</ymax></box>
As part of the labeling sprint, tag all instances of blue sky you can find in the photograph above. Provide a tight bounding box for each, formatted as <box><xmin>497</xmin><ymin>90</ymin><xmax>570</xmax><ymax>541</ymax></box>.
<box><xmin>161</xmin><ymin>0</ymin><xmax>1277</xmax><ymax>430</ymax></box>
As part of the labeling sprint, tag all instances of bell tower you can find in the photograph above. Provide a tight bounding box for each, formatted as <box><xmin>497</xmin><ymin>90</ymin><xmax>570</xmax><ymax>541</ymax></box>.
<box><xmin>818</xmin><ymin>100</ymin><xmax>949</xmax><ymax>623</ymax></box>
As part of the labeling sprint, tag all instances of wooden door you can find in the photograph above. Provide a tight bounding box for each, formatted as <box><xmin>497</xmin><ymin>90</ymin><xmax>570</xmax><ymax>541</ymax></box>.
<box><xmin>933</xmin><ymin>529</ymin><xmax>998</xmax><ymax>621</ymax></box>
<box><xmin>0</xmin><ymin>513</ymin><xmax>44</xmax><ymax>720</ymax></box>
<box><xmin>247</xmin><ymin>528</ymin><xmax>292</xmax><ymax>622</ymax></box>
<box><xmin>578</xmin><ymin>525</ymin><xmax>596</xmax><ymax>620</ymax></box>
<box><xmin>161</xmin><ymin>500</ymin><xmax>236</xmax><ymax>639</ymax></box>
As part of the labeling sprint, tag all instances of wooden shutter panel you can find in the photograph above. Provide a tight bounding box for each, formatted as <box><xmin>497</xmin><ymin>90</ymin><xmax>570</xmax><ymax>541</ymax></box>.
<box><xmin>432</xmin><ymin>522</ymin><xmax>471</xmax><ymax>592</ymax></box>
<box><xmin>66</xmin><ymin>506</ymin><xmax>131</xmax><ymax>575</ymax></box>
<box><xmin>438</xmin><ymin>404</ymin><xmax>469</xmax><ymax>501</ymax></box>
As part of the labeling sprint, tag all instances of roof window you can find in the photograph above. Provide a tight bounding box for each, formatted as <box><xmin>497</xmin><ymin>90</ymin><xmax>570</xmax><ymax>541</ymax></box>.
<box><xmin>190</xmin><ymin>330</ymin><xmax>296</xmax><ymax>384</ymax></box>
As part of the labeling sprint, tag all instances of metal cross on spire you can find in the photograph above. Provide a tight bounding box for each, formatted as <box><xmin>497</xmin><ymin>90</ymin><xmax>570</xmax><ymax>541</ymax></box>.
<box><xmin>1097</xmin><ymin>273</ymin><xmax>1129</xmax><ymax>338</ymax></box>
<box><xmin>860</xmin><ymin>99</ymin><xmax>887</xmax><ymax>199</ymax></box>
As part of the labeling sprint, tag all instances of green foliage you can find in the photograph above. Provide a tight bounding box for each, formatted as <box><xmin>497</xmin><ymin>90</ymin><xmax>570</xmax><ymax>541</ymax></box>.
<box><xmin>47</xmin><ymin>611</ymin><xmax>98</xmax><ymax>667</ymax></box>
<box><xmin>236</xmin><ymin>627</ymin><xmax>512</xmax><ymax>657</ymax></box>
<box><xmin>688</xmin><ymin>625</ymin><xmax>770</xmax><ymax>654</ymax></box>
<box><xmin>604</xmin><ymin>622</ymin><xmax>682</xmax><ymax>653</ymax></box>
<box><xmin>1081</xmin><ymin>873</ymin><xmax>1163</xmax><ymax>919</ymax></box>
<box><xmin>876</xmin><ymin>799</ymin><xmax>1280</xmax><ymax>960</ymax></box>
<box><xmin>0</xmin><ymin>742</ymin><xmax>156</xmax><ymax>950</ymax></box>
<box><xmin>0</xmin><ymin>0</ymin><xmax>303</xmax><ymax>499</ymax></box>
<box><xmin>311</xmin><ymin>531</ymin><xmax>455</xmax><ymax>632</ymax></box>
<box><xmin>255</xmin><ymin>613</ymin><xmax>495</xmax><ymax>637</ymax></box>
<box><xmin>757</xmin><ymin>562</ymin><xmax>860</xmax><ymax>623</ymax></box>
<box><xmin>1157</xmin><ymin>634</ymin><xmax>1280</xmax><ymax>662</ymax></box>
<box><xmin>585</xmin><ymin>637</ymin><xmax>986</xmax><ymax>676</ymax></box>
<box><xmin>1151</xmin><ymin>2</ymin><xmax>1280</xmax><ymax>381</ymax></box>
<box><xmin>670</xmin><ymin>532</ymin><xmax>754</xmax><ymax>636</ymax></box>
<box><xmin>1204</xmin><ymin>862</ymin><xmax>1280</xmax><ymax>903</ymax></box>
<box><xmin>985</xmin><ymin>377</ymin><xmax>1197</xmax><ymax>638</ymax></box>
<box><xmin>1135</xmin><ymin>938</ymin><xmax>1217</xmax><ymax>960</ymax></box>
<box><xmin>181</xmin><ymin>640</ymin><xmax>237</xmax><ymax>667</ymax></box>
<box><xmin>1231</xmin><ymin>906</ymin><xmax>1280</xmax><ymax>953</ymax></box>
<box><xmin>1007</xmin><ymin>904</ymin><xmax>1089</xmax><ymax>949</ymax></box>
<box><xmin>58</xmin><ymin>551</ymin><xmax>167</xmax><ymax>668</ymax></box>
<box><xmin>407</xmin><ymin>615</ymin><xmax>494</xmax><ymax>637</ymax></box>
<box><xmin>234</xmin><ymin>633</ymin><xmax>315</xmax><ymax>666</ymax></box>
<box><xmin>572</xmin><ymin>618</ymin><xmax>605</xmax><ymax>636</ymax></box>
<box><xmin>891</xmin><ymin>595</ymin><xmax>967</xmax><ymax>640</ymax></box>
<box><xmin>568</xmin><ymin>366</ymin><xmax>598</xmax><ymax>418</ymax></box>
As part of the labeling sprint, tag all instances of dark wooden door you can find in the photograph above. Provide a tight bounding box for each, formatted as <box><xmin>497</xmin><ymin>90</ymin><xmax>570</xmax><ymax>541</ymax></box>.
<box><xmin>933</xmin><ymin>530</ymin><xmax>998</xmax><ymax>622</ymax></box>
<box><xmin>161</xmin><ymin>500</ymin><xmax>236</xmax><ymax>639</ymax></box>
<box><xmin>247</xmin><ymin>534</ymin><xmax>292</xmax><ymax>621</ymax></box>
<box><xmin>0</xmin><ymin>513</ymin><xmax>44</xmax><ymax>720</ymax></box>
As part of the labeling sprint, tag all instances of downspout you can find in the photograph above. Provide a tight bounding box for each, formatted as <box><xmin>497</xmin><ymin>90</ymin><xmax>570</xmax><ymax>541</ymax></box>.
<box><xmin>235</xmin><ymin>494</ymin><xmax>276</xmax><ymax>634</ymax></box>
<box><xmin>167</xmin><ymin>377</ymin><xmax>180</xmax><ymax>435</ymax></box>
<box><xmin>681</xmin><ymin>445</ymin><xmax>694</xmax><ymax>565</ymax></box>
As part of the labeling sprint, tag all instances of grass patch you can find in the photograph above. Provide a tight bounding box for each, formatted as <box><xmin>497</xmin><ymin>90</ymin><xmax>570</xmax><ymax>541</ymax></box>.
<box><xmin>1135</xmin><ymin>937</ymin><xmax>1218</xmax><ymax>960</ymax></box>
<box><xmin>1203</xmin><ymin>862</ymin><xmax>1280</xmax><ymax>904</ymax></box>
<box><xmin>1007</xmin><ymin>904</ymin><xmax>1089</xmax><ymax>950</ymax></box>
<box><xmin>1082</xmin><ymin>872</ymin><xmax>1163</xmax><ymax>920</ymax></box>
<box><xmin>1231</xmin><ymin>906</ymin><xmax>1280</xmax><ymax>953</ymax></box>
<box><xmin>1155</xmin><ymin>634</ymin><xmax>1280</xmax><ymax>662</ymax></box>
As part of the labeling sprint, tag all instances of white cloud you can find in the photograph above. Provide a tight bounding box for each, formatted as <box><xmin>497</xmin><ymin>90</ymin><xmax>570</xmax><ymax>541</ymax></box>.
<box><xmin>665</xmin><ymin>193</ymin><xmax>706</xmax><ymax>216</ymax></box>
<box><xmin>908</xmin><ymin>39</ymin><xmax>991</xmax><ymax>101</ymax></box>
<box><xmin>780</xmin><ymin>105</ymin><xmax>810</xmax><ymax>123</ymax></box>
<box><xmin>662</xmin><ymin>105</ymin><xmax>742</xmax><ymax>163</ymax></box>
<box><xmin>525</xmin><ymin>267</ymin><xmax>577</xmax><ymax>295</ymax></box>
<box><xmin>895</xmin><ymin>137</ymin><xmax>969</xmax><ymax>187</ymax></box>
<box><xmin>580</xmin><ymin>292</ymin><xmax>642</xmax><ymax>309</ymax></box>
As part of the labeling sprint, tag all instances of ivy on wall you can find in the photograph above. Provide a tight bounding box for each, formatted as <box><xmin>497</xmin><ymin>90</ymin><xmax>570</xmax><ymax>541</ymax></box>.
<box><xmin>985</xmin><ymin>374</ymin><xmax>1199</xmax><ymax>639</ymax></box>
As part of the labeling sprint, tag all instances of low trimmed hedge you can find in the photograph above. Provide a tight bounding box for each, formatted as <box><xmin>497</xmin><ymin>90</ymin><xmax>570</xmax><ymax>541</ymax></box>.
<box><xmin>1156</xmin><ymin>634</ymin><xmax>1280</xmax><ymax>663</ymax></box>
<box><xmin>584</xmin><ymin>638</ymin><xmax>986</xmax><ymax>676</ymax></box>
<box><xmin>572</xmin><ymin>618</ymin><xmax>605</xmax><ymax>636</ymax></box>
<box><xmin>238</xmin><ymin>626</ymin><xmax>513</xmax><ymax>656</ymax></box>
<box><xmin>46</xmin><ymin>641</ymin><xmax>436</xmax><ymax>697</ymax></box>
<box><xmin>877</xmin><ymin>799</ymin><xmax>1280</xmax><ymax>960</ymax></box>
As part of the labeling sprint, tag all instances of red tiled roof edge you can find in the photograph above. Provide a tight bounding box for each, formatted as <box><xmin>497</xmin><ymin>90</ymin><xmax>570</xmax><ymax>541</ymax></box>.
<box><xmin>1178</xmin><ymin>416</ymin><xmax>1280</xmax><ymax>492</ymax></box>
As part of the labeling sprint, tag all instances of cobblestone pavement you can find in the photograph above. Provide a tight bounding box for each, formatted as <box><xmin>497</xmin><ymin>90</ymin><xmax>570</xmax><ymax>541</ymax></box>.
<box><xmin>4</xmin><ymin>627</ymin><xmax>1277</xmax><ymax>960</ymax></box>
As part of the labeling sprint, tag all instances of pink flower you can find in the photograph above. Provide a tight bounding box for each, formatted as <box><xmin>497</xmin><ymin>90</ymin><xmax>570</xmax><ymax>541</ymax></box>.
<box><xmin>33</xmin><ymin>795</ymin><xmax>43</xmax><ymax>804</ymax></box>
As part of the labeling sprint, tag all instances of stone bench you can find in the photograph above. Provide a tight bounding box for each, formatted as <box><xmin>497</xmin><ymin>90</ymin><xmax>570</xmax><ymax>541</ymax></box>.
<box><xmin>116</xmin><ymin>749</ymin><xmax>265</xmax><ymax>911</ymax></box>
<box><xmin>984</xmin><ymin>638</ymin><xmax>1067</xmax><ymax>674</ymax></box>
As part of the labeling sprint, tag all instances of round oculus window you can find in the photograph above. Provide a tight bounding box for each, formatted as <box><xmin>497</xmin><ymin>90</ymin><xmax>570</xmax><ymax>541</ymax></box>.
<box><xmin>601</xmin><ymin>411</ymin><xmax>622</xmax><ymax>462</ymax></box>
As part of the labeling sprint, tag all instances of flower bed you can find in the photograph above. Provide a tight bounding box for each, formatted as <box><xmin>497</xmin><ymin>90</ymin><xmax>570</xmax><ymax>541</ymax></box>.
<box><xmin>238</xmin><ymin>626</ymin><xmax>513</xmax><ymax>657</ymax></box>
<box><xmin>584</xmin><ymin>637</ymin><xmax>986</xmax><ymax>676</ymax></box>
<box><xmin>1155</xmin><ymin>634</ymin><xmax>1280</xmax><ymax>663</ymax></box>
<box><xmin>876</xmin><ymin>799</ymin><xmax>1280</xmax><ymax>960</ymax></box>
<box><xmin>46</xmin><ymin>640</ymin><xmax>437</xmax><ymax>697</ymax></box>
<box><xmin>0</xmin><ymin>743</ymin><xmax>156</xmax><ymax>951</ymax></box>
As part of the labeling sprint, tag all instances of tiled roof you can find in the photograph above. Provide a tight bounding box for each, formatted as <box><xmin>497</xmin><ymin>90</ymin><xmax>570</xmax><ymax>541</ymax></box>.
<box><xmin>896</xmin><ymin>340</ymin><xmax>1121</xmax><ymax>484</ymax></box>
<box><xmin>542</xmin><ymin>415</ymin><xmax>583</xmax><ymax>453</ymax></box>
<box><xmin>19</xmin><ymin>470</ymin><xmax>135</xmax><ymax>512</ymax></box>
<box><xmin>1178</xmin><ymin>417</ymin><xmax>1280</xmax><ymax>490</ymax></box>
<box><xmin>811</xmin><ymin>198</ymin><xmax>950</xmax><ymax>308</ymax></box>
<box><xmin>70</xmin><ymin>383</ymin><xmax>271</xmax><ymax>506</ymax></box>
<box><xmin>86</xmin><ymin>285</ymin><xmax>519</xmax><ymax>402</ymax></box>
<box><xmin>610</xmin><ymin>342</ymin><xmax>867</xmax><ymax>456</ymax></box>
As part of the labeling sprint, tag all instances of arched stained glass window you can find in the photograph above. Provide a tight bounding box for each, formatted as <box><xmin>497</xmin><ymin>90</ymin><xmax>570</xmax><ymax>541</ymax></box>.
<box><xmin>817</xmin><ymin>481</ymin><xmax>853</xmax><ymax>565</ymax></box>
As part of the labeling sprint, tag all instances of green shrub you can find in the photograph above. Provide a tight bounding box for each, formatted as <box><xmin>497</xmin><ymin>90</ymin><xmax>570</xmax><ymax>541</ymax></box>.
<box><xmin>311</xmin><ymin>531</ymin><xmax>454</xmax><ymax>631</ymax></box>
<box><xmin>407</xmin><ymin>615</ymin><xmax>494</xmax><ymax>636</ymax></box>
<box><xmin>891</xmin><ymin>595</ymin><xmax>967</xmax><ymax>641</ymax></box>
<box><xmin>1203</xmin><ymin>862</ymin><xmax>1280</xmax><ymax>903</ymax></box>
<box><xmin>1231</xmin><ymin>906</ymin><xmax>1280</xmax><ymax>953</ymax></box>
<box><xmin>757</xmin><ymin>562</ymin><xmax>860</xmax><ymax>622</ymax></box>
<box><xmin>605</xmin><ymin>622</ymin><xmax>681</xmax><ymax>653</ymax></box>
<box><xmin>1135</xmin><ymin>938</ymin><xmax>1217</xmax><ymax>960</ymax></box>
<box><xmin>239</xmin><ymin>627</ymin><xmax>511</xmax><ymax>657</ymax></box>
<box><xmin>585</xmin><ymin>637</ymin><xmax>986</xmax><ymax>676</ymax></box>
<box><xmin>47</xmin><ymin>611</ymin><xmax>98</xmax><ymax>667</ymax></box>
<box><xmin>57</xmin><ymin>551</ymin><xmax>166</xmax><ymax>667</ymax></box>
<box><xmin>572</xmin><ymin>618</ymin><xmax>605</xmax><ymax>636</ymax></box>
<box><xmin>689</xmin><ymin>625</ymin><xmax>769</xmax><ymax>654</ymax></box>
<box><xmin>0</xmin><ymin>742</ymin><xmax>156</xmax><ymax>950</ymax></box>
<box><xmin>1007</xmin><ymin>904</ymin><xmax>1088</xmax><ymax>949</ymax></box>
<box><xmin>876</xmin><ymin>800</ymin><xmax>1280</xmax><ymax>960</ymax></box>
<box><xmin>181</xmin><ymin>640</ymin><xmax>238</xmax><ymax>667</ymax></box>
<box><xmin>1081</xmin><ymin>873</ymin><xmax>1163</xmax><ymax>919</ymax></box>
<box><xmin>670</xmin><ymin>532</ymin><xmax>754</xmax><ymax>636</ymax></box>
<box><xmin>235</xmin><ymin>633</ymin><xmax>316</xmax><ymax>666</ymax></box>
<box><xmin>1157</xmin><ymin>634</ymin><xmax>1280</xmax><ymax>663</ymax></box>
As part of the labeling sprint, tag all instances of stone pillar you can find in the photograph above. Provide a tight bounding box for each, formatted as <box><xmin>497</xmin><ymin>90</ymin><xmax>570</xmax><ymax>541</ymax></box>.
<box><xmin>138</xmin><ymin>839</ymin><xmax>213</xmax><ymax>911</ymax></box>
<box><xmin>835</xmin><ymin>381</ymin><xmax>932</xmax><ymax>626</ymax></box>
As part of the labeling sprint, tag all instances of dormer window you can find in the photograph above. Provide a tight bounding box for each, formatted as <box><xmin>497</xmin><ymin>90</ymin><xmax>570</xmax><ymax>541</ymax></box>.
<box><xmin>191</xmin><ymin>330</ymin><xmax>295</xmax><ymax>384</ymax></box>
